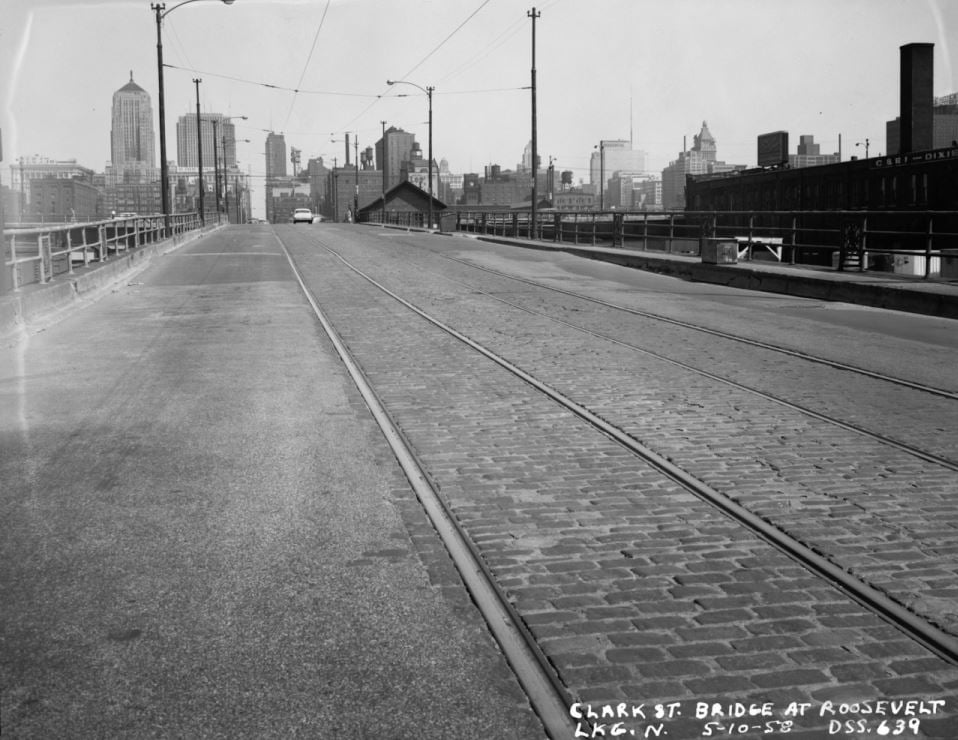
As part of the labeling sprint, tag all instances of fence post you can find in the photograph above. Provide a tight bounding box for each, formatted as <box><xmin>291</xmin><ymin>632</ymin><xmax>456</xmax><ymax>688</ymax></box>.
<box><xmin>642</xmin><ymin>213</ymin><xmax>648</xmax><ymax>250</ymax></box>
<box><xmin>39</xmin><ymin>234</ymin><xmax>50</xmax><ymax>283</ymax></box>
<box><xmin>861</xmin><ymin>215</ymin><xmax>868</xmax><ymax>273</ymax></box>
<box><xmin>10</xmin><ymin>234</ymin><xmax>20</xmax><ymax>291</ymax></box>
<box><xmin>667</xmin><ymin>213</ymin><xmax>674</xmax><ymax>253</ymax></box>
<box><xmin>925</xmin><ymin>216</ymin><xmax>933</xmax><ymax>279</ymax></box>
<box><xmin>98</xmin><ymin>224</ymin><xmax>107</xmax><ymax>260</ymax></box>
<box><xmin>790</xmin><ymin>215</ymin><xmax>797</xmax><ymax>264</ymax></box>
<box><xmin>554</xmin><ymin>213</ymin><xmax>560</xmax><ymax>243</ymax></box>
<box><xmin>66</xmin><ymin>230</ymin><xmax>75</xmax><ymax>275</ymax></box>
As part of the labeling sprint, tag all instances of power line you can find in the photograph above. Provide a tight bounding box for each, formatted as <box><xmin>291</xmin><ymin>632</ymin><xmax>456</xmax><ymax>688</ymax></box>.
<box><xmin>335</xmin><ymin>0</ymin><xmax>494</xmax><ymax>135</ymax></box>
<box><xmin>284</xmin><ymin>0</ymin><xmax>333</xmax><ymax>129</ymax></box>
<box><xmin>162</xmin><ymin>64</ymin><xmax>380</xmax><ymax>97</ymax></box>
<box><xmin>399</xmin><ymin>0</ymin><xmax>494</xmax><ymax>82</ymax></box>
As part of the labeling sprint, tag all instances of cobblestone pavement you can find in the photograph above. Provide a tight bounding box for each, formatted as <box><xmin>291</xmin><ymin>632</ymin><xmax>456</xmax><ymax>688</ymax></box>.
<box><xmin>325</xmin><ymin>233</ymin><xmax>958</xmax><ymax>635</ymax></box>
<box><xmin>281</xmin><ymin>227</ymin><xmax>958</xmax><ymax>738</ymax></box>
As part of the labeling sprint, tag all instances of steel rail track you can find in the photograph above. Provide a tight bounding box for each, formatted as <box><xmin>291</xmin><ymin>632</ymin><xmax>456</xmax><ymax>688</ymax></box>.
<box><xmin>418</xmin><ymin>241</ymin><xmax>958</xmax><ymax>403</ymax></box>
<box><xmin>313</xmin><ymin>236</ymin><xmax>958</xmax><ymax>669</ymax></box>
<box><xmin>274</xmin><ymin>233</ymin><xmax>578</xmax><ymax>740</ymax></box>
<box><xmin>388</xmin><ymin>262</ymin><xmax>958</xmax><ymax>473</ymax></box>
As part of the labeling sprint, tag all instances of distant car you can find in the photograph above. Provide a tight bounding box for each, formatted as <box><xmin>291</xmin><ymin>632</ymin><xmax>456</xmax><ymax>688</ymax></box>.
<box><xmin>292</xmin><ymin>208</ymin><xmax>314</xmax><ymax>224</ymax></box>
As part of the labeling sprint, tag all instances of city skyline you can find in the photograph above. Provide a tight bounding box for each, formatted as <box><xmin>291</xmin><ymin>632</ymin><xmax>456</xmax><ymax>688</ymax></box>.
<box><xmin>3</xmin><ymin>0</ymin><xmax>957</xmax><ymax>218</ymax></box>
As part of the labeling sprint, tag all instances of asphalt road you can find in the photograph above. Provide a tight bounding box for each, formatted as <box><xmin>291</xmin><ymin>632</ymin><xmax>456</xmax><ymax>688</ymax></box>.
<box><xmin>0</xmin><ymin>225</ymin><xmax>545</xmax><ymax>739</ymax></box>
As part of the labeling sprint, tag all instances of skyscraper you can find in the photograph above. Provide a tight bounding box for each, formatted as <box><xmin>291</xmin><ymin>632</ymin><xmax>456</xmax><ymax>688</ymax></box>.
<box><xmin>265</xmin><ymin>132</ymin><xmax>287</xmax><ymax>179</ymax></box>
<box><xmin>375</xmin><ymin>127</ymin><xmax>416</xmax><ymax>191</ymax></box>
<box><xmin>109</xmin><ymin>72</ymin><xmax>156</xmax><ymax>184</ymax></box>
<box><xmin>177</xmin><ymin>114</ymin><xmax>237</xmax><ymax>168</ymax></box>
<box><xmin>590</xmin><ymin>140</ymin><xmax>648</xmax><ymax>195</ymax></box>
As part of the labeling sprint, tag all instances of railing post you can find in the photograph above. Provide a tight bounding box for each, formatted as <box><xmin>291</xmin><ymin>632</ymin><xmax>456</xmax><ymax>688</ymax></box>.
<box><xmin>554</xmin><ymin>213</ymin><xmax>560</xmax><ymax>243</ymax></box>
<box><xmin>39</xmin><ymin>235</ymin><xmax>51</xmax><ymax>283</ymax></box>
<box><xmin>925</xmin><ymin>216</ymin><xmax>933</xmax><ymax>279</ymax></box>
<box><xmin>642</xmin><ymin>213</ymin><xmax>648</xmax><ymax>251</ymax></box>
<box><xmin>790</xmin><ymin>215</ymin><xmax>797</xmax><ymax>264</ymax></box>
<box><xmin>66</xmin><ymin>230</ymin><xmax>75</xmax><ymax>275</ymax></box>
<box><xmin>591</xmin><ymin>213</ymin><xmax>597</xmax><ymax>246</ymax></box>
<box><xmin>667</xmin><ymin>213</ymin><xmax>674</xmax><ymax>253</ymax></box>
<box><xmin>861</xmin><ymin>215</ymin><xmax>868</xmax><ymax>273</ymax></box>
<box><xmin>10</xmin><ymin>234</ymin><xmax>20</xmax><ymax>291</ymax></box>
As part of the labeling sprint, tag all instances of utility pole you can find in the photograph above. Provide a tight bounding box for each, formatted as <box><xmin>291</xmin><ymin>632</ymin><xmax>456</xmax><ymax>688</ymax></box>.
<box><xmin>353</xmin><ymin>137</ymin><xmax>359</xmax><ymax>221</ymax></box>
<box><xmin>194</xmin><ymin>78</ymin><xmax>204</xmax><ymax>225</ymax></box>
<box><xmin>211</xmin><ymin>118</ymin><xmax>221</xmax><ymax>218</ymax></box>
<box><xmin>381</xmin><ymin>120</ymin><xmax>387</xmax><ymax>225</ymax></box>
<box><xmin>528</xmin><ymin>7</ymin><xmax>540</xmax><ymax>240</ymax></box>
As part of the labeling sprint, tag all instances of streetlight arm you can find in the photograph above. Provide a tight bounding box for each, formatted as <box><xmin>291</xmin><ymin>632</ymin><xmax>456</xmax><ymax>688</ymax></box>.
<box><xmin>158</xmin><ymin>0</ymin><xmax>234</xmax><ymax>21</ymax></box>
<box><xmin>386</xmin><ymin>78</ymin><xmax>434</xmax><ymax>228</ymax></box>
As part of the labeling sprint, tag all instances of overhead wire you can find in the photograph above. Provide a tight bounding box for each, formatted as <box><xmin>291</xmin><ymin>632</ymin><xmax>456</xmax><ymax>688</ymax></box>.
<box><xmin>283</xmin><ymin>0</ymin><xmax>333</xmax><ymax>130</ymax></box>
<box><xmin>397</xmin><ymin>0</ymin><xmax>494</xmax><ymax>82</ymax></box>
<box><xmin>335</xmin><ymin>0</ymin><xmax>496</xmax><ymax>134</ymax></box>
<box><xmin>436</xmin><ymin>14</ymin><xmax>526</xmax><ymax>85</ymax></box>
<box><xmin>162</xmin><ymin>63</ymin><xmax>381</xmax><ymax>97</ymax></box>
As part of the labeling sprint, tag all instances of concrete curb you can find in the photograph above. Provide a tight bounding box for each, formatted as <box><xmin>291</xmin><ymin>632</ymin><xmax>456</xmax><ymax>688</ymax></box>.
<box><xmin>1</xmin><ymin>224</ymin><xmax>221</xmax><ymax>345</ymax></box>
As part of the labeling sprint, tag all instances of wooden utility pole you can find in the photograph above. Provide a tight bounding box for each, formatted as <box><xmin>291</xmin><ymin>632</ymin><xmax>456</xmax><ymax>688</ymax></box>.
<box><xmin>194</xmin><ymin>78</ymin><xmax>204</xmax><ymax>224</ymax></box>
<box><xmin>528</xmin><ymin>7</ymin><xmax>540</xmax><ymax>240</ymax></box>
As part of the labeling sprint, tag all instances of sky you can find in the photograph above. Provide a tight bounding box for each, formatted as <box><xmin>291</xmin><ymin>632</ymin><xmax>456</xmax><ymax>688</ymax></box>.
<box><xmin>2</xmin><ymin>0</ymin><xmax>956</xmax><ymax>217</ymax></box>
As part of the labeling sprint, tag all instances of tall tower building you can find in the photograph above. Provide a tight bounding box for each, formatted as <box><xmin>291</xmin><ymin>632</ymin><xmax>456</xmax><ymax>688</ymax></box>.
<box><xmin>692</xmin><ymin>121</ymin><xmax>717</xmax><ymax>163</ymax></box>
<box><xmin>375</xmin><ymin>127</ymin><xmax>416</xmax><ymax>190</ymax></box>
<box><xmin>109</xmin><ymin>71</ymin><xmax>156</xmax><ymax>184</ymax></box>
<box><xmin>265</xmin><ymin>132</ymin><xmax>287</xmax><ymax>178</ymax></box>
<box><xmin>590</xmin><ymin>140</ymin><xmax>647</xmax><ymax>195</ymax></box>
<box><xmin>176</xmin><ymin>113</ymin><xmax>237</xmax><ymax>168</ymax></box>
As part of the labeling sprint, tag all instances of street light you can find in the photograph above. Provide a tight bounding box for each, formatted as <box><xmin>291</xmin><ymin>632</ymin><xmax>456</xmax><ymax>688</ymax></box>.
<box><xmin>152</xmin><ymin>0</ymin><xmax>235</xmax><ymax>233</ymax></box>
<box><xmin>855</xmin><ymin>138</ymin><xmax>870</xmax><ymax>159</ymax></box>
<box><xmin>387</xmin><ymin>79</ymin><xmax>434</xmax><ymax>229</ymax></box>
<box><xmin>222</xmin><ymin>134</ymin><xmax>250</xmax><ymax>222</ymax></box>
<box><xmin>194</xmin><ymin>77</ymin><xmax>204</xmax><ymax>224</ymax></box>
<box><xmin>594</xmin><ymin>141</ymin><xmax>605</xmax><ymax>211</ymax></box>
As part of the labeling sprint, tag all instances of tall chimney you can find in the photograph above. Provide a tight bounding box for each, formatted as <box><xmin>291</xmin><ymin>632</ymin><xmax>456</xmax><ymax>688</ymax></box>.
<box><xmin>900</xmin><ymin>43</ymin><xmax>934</xmax><ymax>154</ymax></box>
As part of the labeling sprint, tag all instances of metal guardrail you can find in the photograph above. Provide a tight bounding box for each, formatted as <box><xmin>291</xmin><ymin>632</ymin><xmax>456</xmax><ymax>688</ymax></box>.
<box><xmin>3</xmin><ymin>213</ymin><xmax>209</xmax><ymax>291</ymax></box>
<box><xmin>364</xmin><ymin>211</ymin><xmax>428</xmax><ymax>229</ymax></box>
<box><xmin>452</xmin><ymin>208</ymin><xmax>958</xmax><ymax>279</ymax></box>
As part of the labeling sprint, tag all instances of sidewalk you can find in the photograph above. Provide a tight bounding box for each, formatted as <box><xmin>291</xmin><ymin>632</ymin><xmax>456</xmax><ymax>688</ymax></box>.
<box><xmin>452</xmin><ymin>231</ymin><xmax>958</xmax><ymax>319</ymax></box>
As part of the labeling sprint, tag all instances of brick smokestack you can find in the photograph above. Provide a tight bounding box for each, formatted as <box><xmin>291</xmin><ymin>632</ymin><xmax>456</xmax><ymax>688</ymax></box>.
<box><xmin>900</xmin><ymin>43</ymin><xmax>934</xmax><ymax>154</ymax></box>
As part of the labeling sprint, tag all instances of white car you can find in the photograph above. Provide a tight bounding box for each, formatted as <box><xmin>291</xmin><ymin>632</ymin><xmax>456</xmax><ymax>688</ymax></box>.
<box><xmin>292</xmin><ymin>208</ymin><xmax>314</xmax><ymax>224</ymax></box>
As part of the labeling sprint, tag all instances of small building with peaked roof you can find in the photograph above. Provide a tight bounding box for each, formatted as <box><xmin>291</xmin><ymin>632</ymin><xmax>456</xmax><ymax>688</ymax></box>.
<box><xmin>357</xmin><ymin>180</ymin><xmax>446</xmax><ymax>225</ymax></box>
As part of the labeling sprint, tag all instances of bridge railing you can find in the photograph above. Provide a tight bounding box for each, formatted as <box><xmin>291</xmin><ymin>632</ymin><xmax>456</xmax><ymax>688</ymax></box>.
<box><xmin>452</xmin><ymin>208</ymin><xmax>958</xmax><ymax>279</ymax></box>
<box><xmin>364</xmin><ymin>210</ymin><xmax>427</xmax><ymax>228</ymax></box>
<box><xmin>3</xmin><ymin>213</ymin><xmax>209</xmax><ymax>291</ymax></box>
